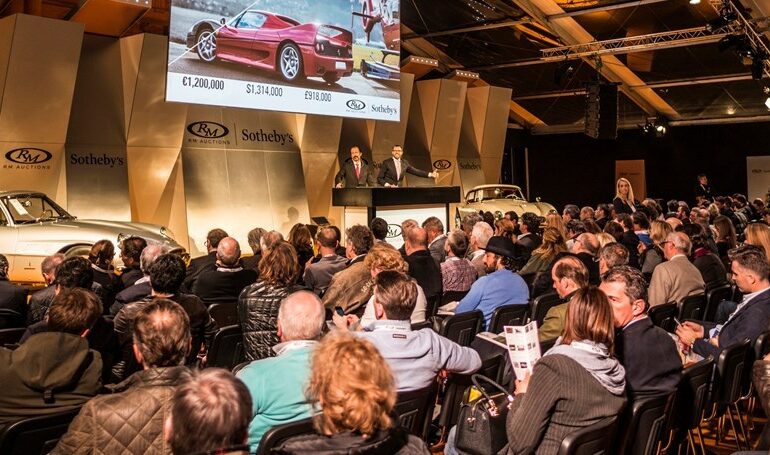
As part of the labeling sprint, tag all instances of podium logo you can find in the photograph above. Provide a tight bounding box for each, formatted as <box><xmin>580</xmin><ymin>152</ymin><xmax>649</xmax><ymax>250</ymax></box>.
<box><xmin>386</xmin><ymin>224</ymin><xmax>402</xmax><ymax>239</ymax></box>
<box><xmin>433</xmin><ymin>159</ymin><xmax>452</xmax><ymax>170</ymax></box>
<box><xmin>346</xmin><ymin>99</ymin><xmax>366</xmax><ymax>111</ymax></box>
<box><xmin>5</xmin><ymin>148</ymin><xmax>52</xmax><ymax>164</ymax></box>
<box><xmin>187</xmin><ymin>121</ymin><xmax>230</xmax><ymax>139</ymax></box>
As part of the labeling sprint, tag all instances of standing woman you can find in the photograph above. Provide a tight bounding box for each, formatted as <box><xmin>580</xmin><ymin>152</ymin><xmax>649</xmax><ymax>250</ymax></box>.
<box><xmin>613</xmin><ymin>178</ymin><xmax>637</xmax><ymax>215</ymax></box>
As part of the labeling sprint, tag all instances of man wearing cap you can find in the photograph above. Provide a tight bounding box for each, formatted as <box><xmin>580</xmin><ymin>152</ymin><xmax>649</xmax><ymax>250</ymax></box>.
<box><xmin>455</xmin><ymin>236</ymin><xmax>529</xmax><ymax>330</ymax></box>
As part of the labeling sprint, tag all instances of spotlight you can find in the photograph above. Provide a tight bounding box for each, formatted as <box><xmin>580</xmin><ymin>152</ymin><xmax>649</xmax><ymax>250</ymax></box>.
<box><xmin>765</xmin><ymin>97</ymin><xmax>770</xmax><ymax>110</ymax></box>
<box><xmin>690</xmin><ymin>0</ymin><xmax>701</xmax><ymax>4</ymax></box>
<box><xmin>640</xmin><ymin>117</ymin><xmax>669</xmax><ymax>137</ymax></box>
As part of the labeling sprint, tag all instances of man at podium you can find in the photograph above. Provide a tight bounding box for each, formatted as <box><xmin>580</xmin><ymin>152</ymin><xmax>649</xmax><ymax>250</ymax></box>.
<box><xmin>335</xmin><ymin>146</ymin><xmax>376</xmax><ymax>188</ymax></box>
<box><xmin>377</xmin><ymin>145</ymin><xmax>438</xmax><ymax>188</ymax></box>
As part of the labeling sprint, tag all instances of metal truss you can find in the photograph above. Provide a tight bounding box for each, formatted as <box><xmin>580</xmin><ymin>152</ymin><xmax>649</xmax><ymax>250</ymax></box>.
<box><xmin>709</xmin><ymin>0</ymin><xmax>770</xmax><ymax>79</ymax></box>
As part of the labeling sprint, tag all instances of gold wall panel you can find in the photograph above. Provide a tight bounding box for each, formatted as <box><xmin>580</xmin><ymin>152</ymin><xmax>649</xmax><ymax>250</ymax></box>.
<box><xmin>479</xmin><ymin>86</ymin><xmax>513</xmax><ymax>185</ymax></box>
<box><xmin>299</xmin><ymin>115</ymin><xmax>343</xmax><ymax>151</ymax></box>
<box><xmin>65</xmin><ymin>145</ymin><xmax>130</xmax><ymax>221</ymax></box>
<box><xmin>0</xmin><ymin>15</ymin><xmax>83</xmax><ymax>144</ymax></box>
<box><xmin>370</xmin><ymin>73</ymin><xmax>415</xmax><ymax>156</ymax></box>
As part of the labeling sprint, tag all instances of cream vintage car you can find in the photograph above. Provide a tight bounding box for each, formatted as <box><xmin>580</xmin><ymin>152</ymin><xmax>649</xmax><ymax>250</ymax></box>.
<box><xmin>0</xmin><ymin>191</ymin><xmax>184</xmax><ymax>284</ymax></box>
<box><xmin>456</xmin><ymin>184</ymin><xmax>557</xmax><ymax>224</ymax></box>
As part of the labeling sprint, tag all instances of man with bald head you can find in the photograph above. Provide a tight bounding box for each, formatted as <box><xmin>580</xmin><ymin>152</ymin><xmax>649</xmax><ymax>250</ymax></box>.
<box><xmin>193</xmin><ymin>237</ymin><xmax>257</xmax><ymax>306</ymax></box>
<box><xmin>404</xmin><ymin>226</ymin><xmax>443</xmax><ymax>301</ymax></box>
<box><xmin>648</xmin><ymin>231</ymin><xmax>705</xmax><ymax>307</ymax></box>
<box><xmin>237</xmin><ymin>291</ymin><xmax>325</xmax><ymax>450</ymax></box>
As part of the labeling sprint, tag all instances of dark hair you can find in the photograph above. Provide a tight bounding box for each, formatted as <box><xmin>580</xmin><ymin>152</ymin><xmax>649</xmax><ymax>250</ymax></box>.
<box><xmin>288</xmin><ymin>224</ymin><xmax>313</xmax><ymax>253</ymax></box>
<box><xmin>316</xmin><ymin>227</ymin><xmax>339</xmax><ymax>249</ymax></box>
<box><xmin>446</xmin><ymin>229</ymin><xmax>468</xmax><ymax>257</ymax></box>
<box><xmin>563</xmin><ymin>204</ymin><xmax>580</xmax><ymax>220</ymax></box>
<box><xmin>206</xmin><ymin>229</ymin><xmax>229</xmax><ymax>249</ymax></box>
<box><xmin>258</xmin><ymin>242</ymin><xmax>300</xmax><ymax>288</ymax></box>
<box><xmin>666</xmin><ymin>199</ymin><xmax>679</xmax><ymax>214</ymax></box>
<box><xmin>148</xmin><ymin>253</ymin><xmax>186</xmax><ymax>294</ymax></box>
<box><xmin>566</xmin><ymin>220</ymin><xmax>586</xmax><ymax>236</ymax></box>
<box><xmin>505</xmin><ymin>211</ymin><xmax>519</xmax><ymax>222</ymax></box>
<box><xmin>0</xmin><ymin>254</ymin><xmax>7</xmax><ymax>278</ymax></box>
<box><xmin>121</xmin><ymin>236</ymin><xmax>147</xmax><ymax>263</ymax></box>
<box><xmin>632</xmin><ymin>211</ymin><xmax>650</xmax><ymax>230</ymax></box>
<box><xmin>55</xmin><ymin>257</ymin><xmax>94</xmax><ymax>289</ymax></box>
<box><xmin>604</xmin><ymin>221</ymin><xmax>624</xmax><ymax>241</ymax></box>
<box><xmin>616</xmin><ymin>213</ymin><xmax>633</xmax><ymax>231</ymax></box>
<box><xmin>561</xmin><ymin>287</ymin><xmax>615</xmax><ymax>353</ymax></box>
<box><xmin>170</xmin><ymin>369</ymin><xmax>252</xmax><ymax>455</ymax></box>
<box><xmin>47</xmin><ymin>288</ymin><xmax>101</xmax><ymax>334</ymax></box>
<box><xmin>370</xmin><ymin>218</ymin><xmax>388</xmax><ymax>241</ymax></box>
<box><xmin>729</xmin><ymin>245</ymin><xmax>770</xmax><ymax>281</ymax></box>
<box><xmin>88</xmin><ymin>239</ymin><xmax>115</xmax><ymax>269</ymax></box>
<box><xmin>602</xmin><ymin>265</ymin><xmax>649</xmax><ymax>311</ymax></box>
<box><xmin>682</xmin><ymin>223</ymin><xmax>708</xmax><ymax>251</ymax></box>
<box><xmin>346</xmin><ymin>225</ymin><xmax>374</xmax><ymax>256</ymax></box>
<box><xmin>596</xmin><ymin>203</ymin><xmax>612</xmax><ymax>217</ymax></box>
<box><xmin>374</xmin><ymin>270</ymin><xmax>418</xmax><ymax>321</ymax></box>
<box><xmin>133</xmin><ymin>299</ymin><xmax>191</xmax><ymax>367</ymax></box>
<box><xmin>520</xmin><ymin>212</ymin><xmax>541</xmax><ymax>235</ymax></box>
<box><xmin>482</xmin><ymin>212</ymin><xmax>496</xmax><ymax>230</ymax></box>
<box><xmin>697</xmin><ymin>173</ymin><xmax>707</xmax><ymax>180</ymax></box>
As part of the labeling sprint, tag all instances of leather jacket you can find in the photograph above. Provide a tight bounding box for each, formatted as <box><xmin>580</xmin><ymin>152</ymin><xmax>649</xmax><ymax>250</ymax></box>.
<box><xmin>273</xmin><ymin>426</ymin><xmax>429</xmax><ymax>455</ymax></box>
<box><xmin>238</xmin><ymin>281</ymin><xmax>301</xmax><ymax>361</ymax></box>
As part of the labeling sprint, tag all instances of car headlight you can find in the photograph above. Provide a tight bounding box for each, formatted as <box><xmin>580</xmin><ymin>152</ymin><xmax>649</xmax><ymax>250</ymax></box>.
<box><xmin>160</xmin><ymin>226</ymin><xmax>176</xmax><ymax>241</ymax></box>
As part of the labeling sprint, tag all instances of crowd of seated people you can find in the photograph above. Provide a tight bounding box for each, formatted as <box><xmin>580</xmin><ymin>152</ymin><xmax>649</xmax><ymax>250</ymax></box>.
<box><xmin>2</xmin><ymin>186</ymin><xmax>770</xmax><ymax>453</ymax></box>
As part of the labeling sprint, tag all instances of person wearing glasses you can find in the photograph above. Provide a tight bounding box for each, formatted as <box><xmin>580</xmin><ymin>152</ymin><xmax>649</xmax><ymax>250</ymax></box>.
<box><xmin>648</xmin><ymin>232</ymin><xmax>705</xmax><ymax>308</ymax></box>
<box><xmin>570</xmin><ymin>233</ymin><xmax>600</xmax><ymax>285</ymax></box>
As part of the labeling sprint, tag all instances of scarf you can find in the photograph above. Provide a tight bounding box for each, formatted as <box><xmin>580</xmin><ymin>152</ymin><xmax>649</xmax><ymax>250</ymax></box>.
<box><xmin>546</xmin><ymin>339</ymin><xmax>626</xmax><ymax>396</ymax></box>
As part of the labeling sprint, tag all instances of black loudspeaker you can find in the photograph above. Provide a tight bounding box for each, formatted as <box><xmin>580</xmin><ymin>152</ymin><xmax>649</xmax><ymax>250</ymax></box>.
<box><xmin>585</xmin><ymin>83</ymin><xmax>618</xmax><ymax>139</ymax></box>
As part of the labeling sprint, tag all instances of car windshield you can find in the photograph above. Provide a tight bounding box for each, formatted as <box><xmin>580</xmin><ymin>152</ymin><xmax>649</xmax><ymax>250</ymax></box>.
<box><xmin>478</xmin><ymin>187</ymin><xmax>524</xmax><ymax>201</ymax></box>
<box><xmin>1</xmin><ymin>195</ymin><xmax>72</xmax><ymax>224</ymax></box>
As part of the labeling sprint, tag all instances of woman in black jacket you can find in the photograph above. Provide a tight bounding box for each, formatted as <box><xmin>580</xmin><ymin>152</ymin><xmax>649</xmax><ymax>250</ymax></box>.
<box><xmin>613</xmin><ymin>178</ymin><xmax>638</xmax><ymax>215</ymax></box>
<box><xmin>238</xmin><ymin>242</ymin><xmax>300</xmax><ymax>361</ymax></box>
<box><xmin>88</xmin><ymin>239</ymin><xmax>123</xmax><ymax>314</ymax></box>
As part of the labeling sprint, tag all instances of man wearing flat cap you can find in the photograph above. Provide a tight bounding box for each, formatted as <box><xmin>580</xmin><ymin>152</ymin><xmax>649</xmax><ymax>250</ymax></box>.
<box><xmin>455</xmin><ymin>236</ymin><xmax>529</xmax><ymax>330</ymax></box>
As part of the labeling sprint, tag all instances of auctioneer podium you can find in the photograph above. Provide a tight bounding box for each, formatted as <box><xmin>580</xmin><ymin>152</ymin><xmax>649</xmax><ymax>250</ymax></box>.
<box><xmin>332</xmin><ymin>187</ymin><xmax>461</xmax><ymax>249</ymax></box>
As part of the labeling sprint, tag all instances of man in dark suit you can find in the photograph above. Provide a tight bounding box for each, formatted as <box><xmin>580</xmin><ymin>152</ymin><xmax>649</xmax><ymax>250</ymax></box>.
<box><xmin>118</xmin><ymin>236</ymin><xmax>147</xmax><ymax>288</ymax></box>
<box><xmin>422</xmin><ymin>216</ymin><xmax>447</xmax><ymax>265</ymax></box>
<box><xmin>695</xmin><ymin>173</ymin><xmax>713</xmax><ymax>204</ymax></box>
<box><xmin>0</xmin><ymin>254</ymin><xmax>28</xmax><ymax>325</ymax></box>
<box><xmin>111</xmin><ymin>244</ymin><xmax>168</xmax><ymax>315</ymax></box>
<box><xmin>602</xmin><ymin>266</ymin><xmax>681</xmax><ymax>396</ymax></box>
<box><xmin>517</xmin><ymin>212</ymin><xmax>542</xmax><ymax>265</ymax></box>
<box><xmin>403</xmin><ymin>227</ymin><xmax>442</xmax><ymax>301</ymax></box>
<box><xmin>377</xmin><ymin>145</ymin><xmax>437</xmax><ymax>187</ymax></box>
<box><xmin>335</xmin><ymin>146</ymin><xmax>376</xmax><ymax>188</ymax></box>
<box><xmin>677</xmin><ymin>245</ymin><xmax>770</xmax><ymax>359</ymax></box>
<box><xmin>180</xmin><ymin>228</ymin><xmax>228</xmax><ymax>293</ymax></box>
<box><xmin>193</xmin><ymin>237</ymin><xmax>257</xmax><ymax>306</ymax></box>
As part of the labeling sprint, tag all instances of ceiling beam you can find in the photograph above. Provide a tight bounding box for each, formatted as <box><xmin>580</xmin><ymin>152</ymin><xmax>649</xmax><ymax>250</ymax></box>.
<box><xmin>402</xmin><ymin>18</ymin><xmax>531</xmax><ymax>40</ymax></box>
<box><xmin>546</xmin><ymin>0</ymin><xmax>670</xmax><ymax>20</ymax></box>
<box><xmin>506</xmin><ymin>0</ymin><xmax>681</xmax><ymax>119</ymax></box>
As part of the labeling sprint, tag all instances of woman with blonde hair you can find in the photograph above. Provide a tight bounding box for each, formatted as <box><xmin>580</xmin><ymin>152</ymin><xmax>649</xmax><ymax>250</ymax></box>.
<box><xmin>639</xmin><ymin>220</ymin><xmax>672</xmax><ymax>278</ymax></box>
<box><xmin>358</xmin><ymin>243</ymin><xmax>427</xmax><ymax>326</ymax></box>
<box><xmin>520</xmin><ymin>227</ymin><xmax>568</xmax><ymax>280</ymax></box>
<box><xmin>275</xmin><ymin>333</ymin><xmax>429</xmax><ymax>454</ymax></box>
<box><xmin>596</xmin><ymin>233</ymin><xmax>616</xmax><ymax>248</ymax></box>
<box><xmin>613</xmin><ymin>178</ymin><xmax>637</xmax><ymax>215</ymax></box>
<box><xmin>504</xmin><ymin>287</ymin><xmax>625</xmax><ymax>454</ymax></box>
<box><xmin>745</xmin><ymin>223</ymin><xmax>770</xmax><ymax>263</ymax></box>
<box><xmin>544</xmin><ymin>213</ymin><xmax>567</xmax><ymax>240</ymax></box>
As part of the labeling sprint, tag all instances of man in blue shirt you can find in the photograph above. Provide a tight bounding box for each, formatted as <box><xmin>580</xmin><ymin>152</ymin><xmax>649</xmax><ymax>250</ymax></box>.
<box><xmin>236</xmin><ymin>291</ymin><xmax>324</xmax><ymax>450</ymax></box>
<box><xmin>455</xmin><ymin>236</ymin><xmax>529</xmax><ymax>329</ymax></box>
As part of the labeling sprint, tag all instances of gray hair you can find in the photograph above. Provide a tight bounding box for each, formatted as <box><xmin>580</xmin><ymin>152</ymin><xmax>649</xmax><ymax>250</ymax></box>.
<box><xmin>247</xmin><ymin>227</ymin><xmax>266</xmax><ymax>254</ymax></box>
<box><xmin>446</xmin><ymin>229</ymin><xmax>468</xmax><ymax>257</ymax></box>
<box><xmin>599</xmin><ymin>243</ymin><xmax>629</xmax><ymax>269</ymax></box>
<box><xmin>140</xmin><ymin>243</ymin><xmax>171</xmax><ymax>274</ymax></box>
<box><xmin>667</xmin><ymin>231</ymin><xmax>692</xmax><ymax>255</ymax></box>
<box><xmin>278</xmin><ymin>291</ymin><xmax>325</xmax><ymax>341</ymax></box>
<box><xmin>41</xmin><ymin>253</ymin><xmax>66</xmax><ymax>275</ymax></box>
<box><xmin>400</xmin><ymin>219</ymin><xmax>418</xmax><ymax>241</ymax></box>
<box><xmin>461</xmin><ymin>212</ymin><xmax>483</xmax><ymax>233</ymax></box>
<box><xmin>602</xmin><ymin>265</ymin><xmax>649</xmax><ymax>311</ymax></box>
<box><xmin>471</xmin><ymin>221</ymin><xmax>494</xmax><ymax>249</ymax></box>
<box><xmin>577</xmin><ymin>233</ymin><xmax>599</xmax><ymax>256</ymax></box>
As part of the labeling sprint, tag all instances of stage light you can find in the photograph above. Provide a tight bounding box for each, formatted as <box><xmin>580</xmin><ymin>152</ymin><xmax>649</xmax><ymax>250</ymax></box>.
<box><xmin>689</xmin><ymin>0</ymin><xmax>700</xmax><ymax>4</ymax></box>
<box><xmin>726</xmin><ymin>106</ymin><xmax>736</xmax><ymax>115</ymax></box>
<box><xmin>765</xmin><ymin>97</ymin><xmax>770</xmax><ymax>110</ymax></box>
<box><xmin>640</xmin><ymin>117</ymin><xmax>668</xmax><ymax>137</ymax></box>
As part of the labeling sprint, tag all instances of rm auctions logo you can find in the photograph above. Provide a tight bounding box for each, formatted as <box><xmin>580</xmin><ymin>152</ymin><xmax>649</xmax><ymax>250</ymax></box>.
<box><xmin>346</xmin><ymin>99</ymin><xmax>366</xmax><ymax>111</ymax></box>
<box><xmin>186</xmin><ymin>121</ymin><xmax>232</xmax><ymax>145</ymax></box>
<box><xmin>386</xmin><ymin>224</ymin><xmax>402</xmax><ymax>239</ymax></box>
<box><xmin>433</xmin><ymin>159</ymin><xmax>452</xmax><ymax>170</ymax></box>
<box><xmin>3</xmin><ymin>148</ymin><xmax>52</xmax><ymax>170</ymax></box>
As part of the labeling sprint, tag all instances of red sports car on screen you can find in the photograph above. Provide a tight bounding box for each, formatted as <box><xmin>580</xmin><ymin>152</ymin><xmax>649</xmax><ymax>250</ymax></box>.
<box><xmin>186</xmin><ymin>11</ymin><xmax>354</xmax><ymax>84</ymax></box>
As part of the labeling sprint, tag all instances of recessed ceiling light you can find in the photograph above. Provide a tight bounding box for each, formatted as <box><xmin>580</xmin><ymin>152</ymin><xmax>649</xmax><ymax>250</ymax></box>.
<box><xmin>727</xmin><ymin>106</ymin><xmax>736</xmax><ymax>115</ymax></box>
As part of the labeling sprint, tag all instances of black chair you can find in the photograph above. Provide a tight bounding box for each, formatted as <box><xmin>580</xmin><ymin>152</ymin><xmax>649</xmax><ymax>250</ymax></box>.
<box><xmin>438</xmin><ymin>310</ymin><xmax>483</xmax><ymax>347</ymax></box>
<box><xmin>394</xmin><ymin>381</ymin><xmax>438</xmax><ymax>440</ymax></box>
<box><xmin>206</xmin><ymin>325</ymin><xmax>245</xmax><ymax>370</ymax></box>
<box><xmin>425</xmin><ymin>295</ymin><xmax>440</xmax><ymax>319</ymax></box>
<box><xmin>256</xmin><ymin>417</ymin><xmax>315</xmax><ymax>455</ymax></box>
<box><xmin>489</xmin><ymin>304</ymin><xmax>529</xmax><ymax>334</ymax></box>
<box><xmin>441</xmin><ymin>290</ymin><xmax>469</xmax><ymax>306</ymax></box>
<box><xmin>661</xmin><ymin>356</ymin><xmax>714</xmax><ymax>455</ymax></box>
<box><xmin>618</xmin><ymin>392</ymin><xmax>674</xmax><ymax>455</ymax></box>
<box><xmin>678</xmin><ymin>294</ymin><xmax>706</xmax><ymax>321</ymax></box>
<box><xmin>710</xmin><ymin>338</ymin><xmax>752</xmax><ymax>450</ymax></box>
<box><xmin>531</xmin><ymin>292</ymin><xmax>566</xmax><ymax>328</ymax></box>
<box><xmin>410</xmin><ymin>321</ymin><xmax>432</xmax><ymax>331</ymax></box>
<box><xmin>0</xmin><ymin>408</ymin><xmax>80</xmax><ymax>454</ymax></box>
<box><xmin>0</xmin><ymin>327</ymin><xmax>26</xmax><ymax>347</ymax></box>
<box><xmin>704</xmin><ymin>284</ymin><xmax>732</xmax><ymax>323</ymax></box>
<box><xmin>754</xmin><ymin>330</ymin><xmax>770</xmax><ymax>360</ymax></box>
<box><xmin>0</xmin><ymin>309</ymin><xmax>24</xmax><ymax>330</ymax></box>
<box><xmin>208</xmin><ymin>303</ymin><xmax>238</xmax><ymax>327</ymax></box>
<box><xmin>556</xmin><ymin>416</ymin><xmax>618</xmax><ymax>455</ymax></box>
<box><xmin>648</xmin><ymin>303</ymin><xmax>677</xmax><ymax>333</ymax></box>
<box><xmin>231</xmin><ymin>360</ymin><xmax>251</xmax><ymax>375</ymax></box>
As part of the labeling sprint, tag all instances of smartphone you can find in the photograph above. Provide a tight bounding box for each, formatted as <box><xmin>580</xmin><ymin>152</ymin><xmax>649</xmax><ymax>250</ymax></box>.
<box><xmin>334</xmin><ymin>306</ymin><xmax>345</xmax><ymax>317</ymax></box>
<box><xmin>673</xmin><ymin>317</ymin><xmax>682</xmax><ymax>327</ymax></box>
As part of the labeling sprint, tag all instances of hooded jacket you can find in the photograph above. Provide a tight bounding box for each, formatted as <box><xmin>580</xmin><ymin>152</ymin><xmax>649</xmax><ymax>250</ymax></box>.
<box><xmin>0</xmin><ymin>332</ymin><xmax>102</xmax><ymax>426</ymax></box>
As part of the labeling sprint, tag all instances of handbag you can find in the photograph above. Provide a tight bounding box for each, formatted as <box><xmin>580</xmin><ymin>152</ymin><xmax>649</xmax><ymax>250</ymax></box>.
<box><xmin>455</xmin><ymin>374</ymin><xmax>514</xmax><ymax>455</ymax></box>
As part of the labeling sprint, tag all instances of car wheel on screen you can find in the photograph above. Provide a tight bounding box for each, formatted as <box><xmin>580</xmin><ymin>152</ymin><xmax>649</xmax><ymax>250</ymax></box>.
<box><xmin>196</xmin><ymin>29</ymin><xmax>217</xmax><ymax>63</ymax></box>
<box><xmin>322</xmin><ymin>73</ymin><xmax>341</xmax><ymax>84</ymax></box>
<box><xmin>278</xmin><ymin>43</ymin><xmax>304</xmax><ymax>82</ymax></box>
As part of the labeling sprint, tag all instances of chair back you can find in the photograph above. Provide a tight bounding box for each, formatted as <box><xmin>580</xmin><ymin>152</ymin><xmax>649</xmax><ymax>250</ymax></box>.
<box><xmin>754</xmin><ymin>330</ymin><xmax>770</xmax><ymax>360</ymax></box>
<box><xmin>489</xmin><ymin>304</ymin><xmax>529</xmax><ymax>334</ymax></box>
<box><xmin>206</xmin><ymin>325</ymin><xmax>245</xmax><ymax>370</ymax></box>
<box><xmin>648</xmin><ymin>303</ymin><xmax>677</xmax><ymax>333</ymax></box>
<box><xmin>438</xmin><ymin>356</ymin><xmax>502</xmax><ymax>429</ymax></box>
<box><xmin>395</xmin><ymin>381</ymin><xmax>439</xmax><ymax>440</ymax></box>
<box><xmin>410</xmin><ymin>321</ymin><xmax>432</xmax><ymax>331</ymax></box>
<box><xmin>704</xmin><ymin>284</ymin><xmax>732</xmax><ymax>323</ymax></box>
<box><xmin>256</xmin><ymin>418</ymin><xmax>315</xmax><ymax>455</ymax></box>
<box><xmin>678</xmin><ymin>294</ymin><xmax>706</xmax><ymax>321</ymax></box>
<box><xmin>713</xmin><ymin>338</ymin><xmax>751</xmax><ymax>405</ymax></box>
<box><xmin>442</xmin><ymin>290</ymin><xmax>469</xmax><ymax>306</ymax></box>
<box><xmin>557</xmin><ymin>416</ymin><xmax>618</xmax><ymax>455</ymax></box>
<box><xmin>0</xmin><ymin>327</ymin><xmax>25</xmax><ymax>347</ymax></box>
<box><xmin>619</xmin><ymin>392</ymin><xmax>675</xmax><ymax>455</ymax></box>
<box><xmin>670</xmin><ymin>356</ymin><xmax>714</xmax><ymax>434</ymax></box>
<box><xmin>208</xmin><ymin>303</ymin><xmax>238</xmax><ymax>327</ymax></box>
<box><xmin>0</xmin><ymin>408</ymin><xmax>80</xmax><ymax>455</ymax></box>
<box><xmin>0</xmin><ymin>309</ymin><xmax>24</xmax><ymax>330</ymax></box>
<box><xmin>231</xmin><ymin>360</ymin><xmax>251</xmax><ymax>375</ymax></box>
<box><xmin>730</xmin><ymin>284</ymin><xmax>743</xmax><ymax>305</ymax></box>
<box><xmin>425</xmin><ymin>295</ymin><xmax>440</xmax><ymax>319</ymax></box>
<box><xmin>439</xmin><ymin>310</ymin><xmax>483</xmax><ymax>346</ymax></box>
<box><xmin>531</xmin><ymin>292</ymin><xmax>566</xmax><ymax>328</ymax></box>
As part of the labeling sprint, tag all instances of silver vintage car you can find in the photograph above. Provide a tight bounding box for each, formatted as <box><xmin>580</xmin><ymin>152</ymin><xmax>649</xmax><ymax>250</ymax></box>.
<box><xmin>0</xmin><ymin>191</ymin><xmax>184</xmax><ymax>284</ymax></box>
<box><xmin>456</xmin><ymin>184</ymin><xmax>557</xmax><ymax>224</ymax></box>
